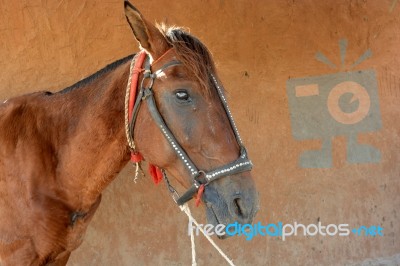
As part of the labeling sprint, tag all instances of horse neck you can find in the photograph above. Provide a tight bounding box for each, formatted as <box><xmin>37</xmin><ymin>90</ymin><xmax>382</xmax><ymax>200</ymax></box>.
<box><xmin>56</xmin><ymin>60</ymin><xmax>131</xmax><ymax>210</ymax></box>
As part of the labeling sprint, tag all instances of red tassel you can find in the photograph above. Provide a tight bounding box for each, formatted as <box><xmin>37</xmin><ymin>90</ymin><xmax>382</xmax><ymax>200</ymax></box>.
<box><xmin>130</xmin><ymin>152</ymin><xmax>143</xmax><ymax>163</ymax></box>
<box><xmin>148</xmin><ymin>164</ymin><xmax>163</xmax><ymax>185</ymax></box>
<box><xmin>195</xmin><ymin>184</ymin><xmax>205</xmax><ymax>207</ymax></box>
<box><xmin>155</xmin><ymin>167</ymin><xmax>163</xmax><ymax>184</ymax></box>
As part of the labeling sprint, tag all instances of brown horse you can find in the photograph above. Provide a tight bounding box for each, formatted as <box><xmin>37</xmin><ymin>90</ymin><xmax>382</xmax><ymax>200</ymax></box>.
<box><xmin>0</xmin><ymin>1</ymin><xmax>258</xmax><ymax>265</ymax></box>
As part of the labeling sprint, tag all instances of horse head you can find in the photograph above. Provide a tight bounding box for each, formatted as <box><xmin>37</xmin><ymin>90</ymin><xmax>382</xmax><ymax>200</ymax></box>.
<box><xmin>124</xmin><ymin>1</ymin><xmax>259</xmax><ymax>230</ymax></box>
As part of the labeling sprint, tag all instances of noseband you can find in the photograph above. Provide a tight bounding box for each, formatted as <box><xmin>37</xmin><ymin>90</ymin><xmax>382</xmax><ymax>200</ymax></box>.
<box><xmin>125</xmin><ymin>48</ymin><xmax>253</xmax><ymax>205</ymax></box>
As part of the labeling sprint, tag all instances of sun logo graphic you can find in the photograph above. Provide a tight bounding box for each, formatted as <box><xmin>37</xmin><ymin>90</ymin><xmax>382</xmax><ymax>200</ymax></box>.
<box><xmin>286</xmin><ymin>39</ymin><xmax>382</xmax><ymax>168</ymax></box>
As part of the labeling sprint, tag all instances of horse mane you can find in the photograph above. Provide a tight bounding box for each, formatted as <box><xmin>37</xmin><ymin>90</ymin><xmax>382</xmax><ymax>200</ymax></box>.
<box><xmin>59</xmin><ymin>54</ymin><xmax>134</xmax><ymax>94</ymax></box>
<box><xmin>159</xmin><ymin>25</ymin><xmax>217</xmax><ymax>96</ymax></box>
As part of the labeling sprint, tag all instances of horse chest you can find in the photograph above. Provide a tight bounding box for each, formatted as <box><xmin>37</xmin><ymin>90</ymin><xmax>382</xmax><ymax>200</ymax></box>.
<box><xmin>32</xmin><ymin>195</ymin><xmax>102</xmax><ymax>257</ymax></box>
<box><xmin>63</xmin><ymin>195</ymin><xmax>102</xmax><ymax>251</ymax></box>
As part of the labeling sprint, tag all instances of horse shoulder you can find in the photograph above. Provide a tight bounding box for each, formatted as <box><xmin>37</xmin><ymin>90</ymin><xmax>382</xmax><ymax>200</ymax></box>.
<box><xmin>0</xmin><ymin>92</ymin><xmax>96</xmax><ymax>263</ymax></box>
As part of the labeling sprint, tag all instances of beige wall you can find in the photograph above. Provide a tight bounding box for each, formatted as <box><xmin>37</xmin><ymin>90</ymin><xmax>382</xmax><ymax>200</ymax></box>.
<box><xmin>1</xmin><ymin>0</ymin><xmax>399</xmax><ymax>265</ymax></box>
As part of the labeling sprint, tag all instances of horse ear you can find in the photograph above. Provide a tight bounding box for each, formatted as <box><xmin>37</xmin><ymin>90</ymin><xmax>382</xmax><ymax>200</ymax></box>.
<box><xmin>124</xmin><ymin>1</ymin><xmax>170</xmax><ymax>60</ymax></box>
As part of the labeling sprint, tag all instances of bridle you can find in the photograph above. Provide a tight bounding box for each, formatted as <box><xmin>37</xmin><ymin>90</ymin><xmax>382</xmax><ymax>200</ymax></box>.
<box><xmin>124</xmin><ymin>48</ymin><xmax>253</xmax><ymax>206</ymax></box>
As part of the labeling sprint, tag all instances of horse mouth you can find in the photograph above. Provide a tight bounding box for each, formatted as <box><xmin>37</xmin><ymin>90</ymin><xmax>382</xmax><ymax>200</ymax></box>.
<box><xmin>206</xmin><ymin>204</ymin><xmax>231</xmax><ymax>240</ymax></box>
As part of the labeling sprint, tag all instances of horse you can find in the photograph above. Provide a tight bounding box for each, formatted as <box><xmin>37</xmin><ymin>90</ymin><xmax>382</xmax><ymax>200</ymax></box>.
<box><xmin>0</xmin><ymin>1</ymin><xmax>258</xmax><ymax>265</ymax></box>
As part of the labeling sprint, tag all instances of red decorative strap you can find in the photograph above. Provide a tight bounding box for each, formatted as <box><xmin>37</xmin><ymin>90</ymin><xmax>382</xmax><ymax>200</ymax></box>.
<box><xmin>195</xmin><ymin>184</ymin><xmax>205</xmax><ymax>207</ymax></box>
<box><xmin>128</xmin><ymin>51</ymin><xmax>147</xmax><ymax>122</ymax></box>
<box><xmin>128</xmin><ymin>52</ymin><xmax>147</xmax><ymax>165</ymax></box>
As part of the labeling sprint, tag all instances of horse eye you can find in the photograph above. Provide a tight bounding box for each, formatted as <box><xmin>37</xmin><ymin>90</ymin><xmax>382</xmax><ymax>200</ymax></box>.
<box><xmin>175</xmin><ymin>90</ymin><xmax>190</xmax><ymax>101</ymax></box>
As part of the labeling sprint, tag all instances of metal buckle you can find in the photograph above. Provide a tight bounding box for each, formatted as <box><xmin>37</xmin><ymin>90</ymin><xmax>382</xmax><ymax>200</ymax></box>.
<box><xmin>140</xmin><ymin>70</ymin><xmax>155</xmax><ymax>90</ymax></box>
<box><xmin>141</xmin><ymin>88</ymin><xmax>153</xmax><ymax>100</ymax></box>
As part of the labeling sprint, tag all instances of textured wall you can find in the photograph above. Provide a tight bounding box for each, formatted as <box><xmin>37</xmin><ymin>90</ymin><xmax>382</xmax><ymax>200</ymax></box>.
<box><xmin>1</xmin><ymin>0</ymin><xmax>399</xmax><ymax>265</ymax></box>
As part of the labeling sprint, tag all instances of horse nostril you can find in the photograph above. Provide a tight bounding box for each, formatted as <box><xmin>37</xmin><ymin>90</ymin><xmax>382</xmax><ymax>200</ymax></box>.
<box><xmin>233</xmin><ymin>197</ymin><xmax>244</xmax><ymax>217</ymax></box>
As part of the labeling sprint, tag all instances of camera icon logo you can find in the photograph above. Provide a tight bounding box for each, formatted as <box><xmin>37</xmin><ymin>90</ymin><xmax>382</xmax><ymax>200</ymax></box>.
<box><xmin>287</xmin><ymin>40</ymin><xmax>382</xmax><ymax>168</ymax></box>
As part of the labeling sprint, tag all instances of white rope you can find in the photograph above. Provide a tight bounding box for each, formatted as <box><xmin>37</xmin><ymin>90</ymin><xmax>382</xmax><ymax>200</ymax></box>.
<box><xmin>124</xmin><ymin>55</ymin><xmax>137</xmax><ymax>151</ymax></box>
<box><xmin>179</xmin><ymin>203</ymin><xmax>236</xmax><ymax>266</ymax></box>
<box><xmin>186</xmin><ymin>205</ymin><xmax>197</xmax><ymax>266</ymax></box>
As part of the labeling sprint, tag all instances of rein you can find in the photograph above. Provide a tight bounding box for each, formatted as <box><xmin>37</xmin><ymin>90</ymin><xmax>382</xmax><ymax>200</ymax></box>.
<box><xmin>124</xmin><ymin>48</ymin><xmax>253</xmax><ymax>206</ymax></box>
